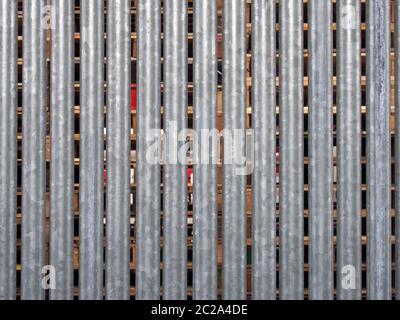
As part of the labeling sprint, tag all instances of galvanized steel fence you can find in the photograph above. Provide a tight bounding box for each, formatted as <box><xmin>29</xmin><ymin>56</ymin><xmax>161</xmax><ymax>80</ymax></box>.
<box><xmin>0</xmin><ymin>0</ymin><xmax>399</xmax><ymax>300</ymax></box>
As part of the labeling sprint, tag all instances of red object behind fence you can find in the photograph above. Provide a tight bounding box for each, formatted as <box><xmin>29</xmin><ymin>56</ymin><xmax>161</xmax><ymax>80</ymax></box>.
<box><xmin>131</xmin><ymin>84</ymin><xmax>137</xmax><ymax>110</ymax></box>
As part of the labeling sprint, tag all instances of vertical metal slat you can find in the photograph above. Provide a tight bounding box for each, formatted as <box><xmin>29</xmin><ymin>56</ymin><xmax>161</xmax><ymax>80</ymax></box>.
<box><xmin>192</xmin><ymin>0</ymin><xmax>218</xmax><ymax>301</ymax></box>
<box><xmin>49</xmin><ymin>0</ymin><xmax>75</xmax><ymax>300</ymax></box>
<box><xmin>136</xmin><ymin>0</ymin><xmax>161</xmax><ymax>300</ymax></box>
<box><xmin>79</xmin><ymin>0</ymin><xmax>105</xmax><ymax>300</ymax></box>
<box><xmin>336</xmin><ymin>0</ymin><xmax>362</xmax><ymax>300</ymax></box>
<box><xmin>222</xmin><ymin>0</ymin><xmax>247</xmax><ymax>300</ymax></box>
<box><xmin>21</xmin><ymin>0</ymin><xmax>47</xmax><ymax>300</ymax></box>
<box><xmin>366</xmin><ymin>0</ymin><xmax>392</xmax><ymax>300</ymax></box>
<box><xmin>308</xmin><ymin>0</ymin><xmax>334</xmax><ymax>300</ymax></box>
<box><xmin>279</xmin><ymin>0</ymin><xmax>304</xmax><ymax>300</ymax></box>
<box><xmin>163</xmin><ymin>0</ymin><xmax>188</xmax><ymax>300</ymax></box>
<box><xmin>251</xmin><ymin>0</ymin><xmax>276</xmax><ymax>301</ymax></box>
<box><xmin>0</xmin><ymin>0</ymin><xmax>17</xmax><ymax>300</ymax></box>
<box><xmin>106</xmin><ymin>0</ymin><xmax>132</xmax><ymax>300</ymax></box>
